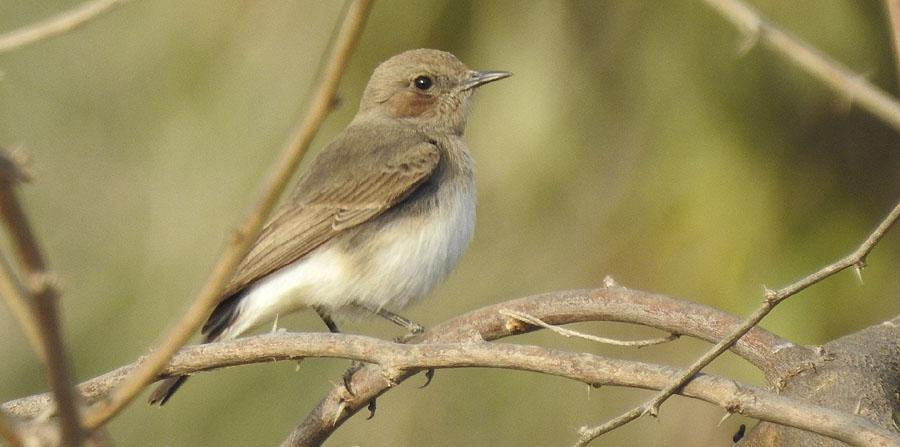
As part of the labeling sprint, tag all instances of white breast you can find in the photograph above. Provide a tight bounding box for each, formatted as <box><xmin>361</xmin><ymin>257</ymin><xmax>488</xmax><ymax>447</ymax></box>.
<box><xmin>222</xmin><ymin>179</ymin><xmax>475</xmax><ymax>339</ymax></box>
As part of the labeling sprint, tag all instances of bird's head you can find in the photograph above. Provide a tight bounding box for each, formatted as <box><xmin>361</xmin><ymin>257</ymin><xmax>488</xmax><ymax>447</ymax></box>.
<box><xmin>356</xmin><ymin>49</ymin><xmax>511</xmax><ymax>134</ymax></box>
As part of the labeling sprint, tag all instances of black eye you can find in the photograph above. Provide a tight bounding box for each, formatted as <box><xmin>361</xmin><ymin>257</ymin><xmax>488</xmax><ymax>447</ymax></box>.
<box><xmin>413</xmin><ymin>75</ymin><xmax>433</xmax><ymax>90</ymax></box>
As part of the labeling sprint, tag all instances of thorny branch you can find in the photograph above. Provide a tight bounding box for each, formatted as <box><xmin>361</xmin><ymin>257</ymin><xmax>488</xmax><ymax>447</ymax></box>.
<box><xmin>701</xmin><ymin>0</ymin><xmax>900</xmax><ymax>131</ymax></box>
<box><xmin>7</xmin><ymin>332</ymin><xmax>900</xmax><ymax>447</ymax></box>
<box><xmin>574</xmin><ymin>201</ymin><xmax>900</xmax><ymax>446</ymax></box>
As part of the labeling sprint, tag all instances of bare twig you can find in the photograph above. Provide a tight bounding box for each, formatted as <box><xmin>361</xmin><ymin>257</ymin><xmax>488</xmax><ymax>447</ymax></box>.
<box><xmin>574</xmin><ymin>201</ymin><xmax>900</xmax><ymax>445</ymax></box>
<box><xmin>0</xmin><ymin>252</ymin><xmax>45</xmax><ymax>361</ymax></box>
<box><xmin>888</xmin><ymin>0</ymin><xmax>900</xmax><ymax>85</ymax></box>
<box><xmin>499</xmin><ymin>309</ymin><xmax>679</xmax><ymax>347</ymax></box>
<box><xmin>8</xmin><ymin>333</ymin><xmax>899</xmax><ymax>447</ymax></box>
<box><xmin>79</xmin><ymin>0</ymin><xmax>373</xmax><ymax>431</ymax></box>
<box><xmin>701</xmin><ymin>0</ymin><xmax>900</xmax><ymax>131</ymax></box>
<box><xmin>0</xmin><ymin>0</ymin><xmax>124</xmax><ymax>54</ymax></box>
<box><xmin>0</xmin><ymin>152</ymin><xmax>81</xmax><ymax>445</ymax></box>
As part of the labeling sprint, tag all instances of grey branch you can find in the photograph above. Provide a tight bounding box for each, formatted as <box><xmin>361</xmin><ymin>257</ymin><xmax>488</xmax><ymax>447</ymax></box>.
<box><xmin>4</xmin><ymin>332</ymin><xmax>898</xmax><ymax>447</ymax></box>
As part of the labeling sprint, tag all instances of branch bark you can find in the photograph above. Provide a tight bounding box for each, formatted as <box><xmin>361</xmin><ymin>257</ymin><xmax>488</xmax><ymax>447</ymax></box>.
<box><xmin>7</xmin><ymin>332</ymin><xmax>899</xmax><ymax>447</ymax></box>
<box><xmin>575</xmin><ymin>200</ymin><xmax>900</xmax><ymax>445</ymax></box>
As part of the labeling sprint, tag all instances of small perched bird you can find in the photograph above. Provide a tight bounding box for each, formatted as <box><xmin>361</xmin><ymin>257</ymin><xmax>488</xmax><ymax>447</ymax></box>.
<box><xmin>148</xmin><ymin>49</ymin><xmax>510</xmax><ymax>405</ymax></box>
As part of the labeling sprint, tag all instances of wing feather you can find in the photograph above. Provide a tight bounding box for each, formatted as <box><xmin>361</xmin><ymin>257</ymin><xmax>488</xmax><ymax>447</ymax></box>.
<box><xmin>219</xmin><ymin>130</ymin><xmax>440</xmax><ymax>299</ymax></box>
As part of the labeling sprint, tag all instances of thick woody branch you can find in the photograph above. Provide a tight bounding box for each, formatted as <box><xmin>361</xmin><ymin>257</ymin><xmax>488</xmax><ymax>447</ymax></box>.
<box><xmin>4</xmin><ymin>288</ymin><xmax>788</xmax><ymax>416</ymax></box>
<box><xmin>0</xmin><ymin>0</ymin><xmax>123</xmax><ymax>54</ymax></box>
<box><xmin>0</xmin><ymin>151</ymin><xmax>81</xmax><ymax>445</ymax></box>
<box><xmin>575</xmin><ymin>201</ymin><xmax>900</xmax><ymax>445</ymax></box>
<box><xmin>701</xmin><ymin>0</ymin><xmax>900</xmax><ymax>131</ymax></box>
<box><xmin>79</xmin><ymin>0</ymin><xmax>373</xmax><ymax>430</ymax></box>
<box><xmin>7</xmin><ymin>334</ymin><xmax>899</xmax><ymax>447</ymax></box>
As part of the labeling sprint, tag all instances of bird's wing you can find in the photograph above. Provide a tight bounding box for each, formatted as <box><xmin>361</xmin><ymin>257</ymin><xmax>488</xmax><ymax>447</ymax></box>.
<box><xmin>218</xmin><ymin>132</ymin><xmax>440</xmax><ymax>300</ymax></box>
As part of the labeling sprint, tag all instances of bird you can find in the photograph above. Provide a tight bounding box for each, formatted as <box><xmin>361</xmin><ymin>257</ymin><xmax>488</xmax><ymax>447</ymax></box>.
<box><xmin>148</xmin><ymin>49</ymin><xmax>511</xmax><ymax>405</ymax></box>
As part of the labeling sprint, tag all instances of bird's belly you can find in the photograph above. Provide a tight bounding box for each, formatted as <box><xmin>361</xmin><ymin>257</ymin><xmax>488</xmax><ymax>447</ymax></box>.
<box><xmin>229</xmin><ymin>185</ymin><xmax>474</xmax><ymax>336</ymax></box>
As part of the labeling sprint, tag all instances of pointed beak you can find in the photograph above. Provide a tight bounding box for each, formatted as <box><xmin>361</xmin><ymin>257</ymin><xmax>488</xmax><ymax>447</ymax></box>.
<box><xmin>463</xmin><ymin>70</ymin><xmax>512</xmax><ymax>90</ymax></box>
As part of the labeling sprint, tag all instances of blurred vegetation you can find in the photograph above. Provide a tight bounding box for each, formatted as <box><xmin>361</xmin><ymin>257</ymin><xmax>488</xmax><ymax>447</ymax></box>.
<box><xmin>1</xmin><ymin>1</ymin><xmax>898</xmax><ymax>446</ymax></box>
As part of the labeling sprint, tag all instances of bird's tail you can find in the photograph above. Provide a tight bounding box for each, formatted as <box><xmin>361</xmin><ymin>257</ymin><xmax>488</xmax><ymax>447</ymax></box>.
<box><xmin>148</xmin><ymin>376</ymin><xmax>189</xmax><ymax>406</ymax></box>
<box><xmin>147</xmin><ymin>290</ymin><xmax>246</xmax><ymax>406</ymax></box>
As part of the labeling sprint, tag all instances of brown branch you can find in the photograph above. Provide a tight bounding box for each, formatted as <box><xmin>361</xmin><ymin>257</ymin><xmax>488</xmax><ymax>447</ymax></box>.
<box><xmin>0</xmin><ymin>151</ymin><xmax>81</xmax><ymax>445</ymax></box>
<box><xmin>4</xmin><ymin>288</ymin><xmax>789</xmax><ymax>416</ymax></box>
<box><xmin>8</xmin><ymin>333</ymin><xmax>899</xmax><ymax>447</ymax></box>
<box><xmin>0</xmin><ymin>248</ymin><xmax>45</xmax><ymax>361</ymax></box>
<box><xmin>574</xmin><ymin>200</ymin><xmax>900</xmax><ymax>445</ymax></box>
<box><xmin>701</xmin><ymin>0</ymin><xmax>900</xmax><ymax>131</ymax></box>
<box><xmin>278</xmin><ymin>287</ymin><xmax>793</xmax><ymax>445</ymax></box>
<box><xmin>78</xmin><ymin>0</ymin><xmax>373</xmax><ymax>431</ymax></box>
<box><xmin>0</xmin><ymin>0</ymin><xmax>123</xmax><ymax>53</ymax></box>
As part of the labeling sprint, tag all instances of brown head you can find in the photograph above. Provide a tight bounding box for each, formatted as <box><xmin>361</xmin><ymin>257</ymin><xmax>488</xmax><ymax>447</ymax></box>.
<box><xmin>354</xmin><ymin>49</ymin><xmax>511</xmax><ymax>134</ymax></box>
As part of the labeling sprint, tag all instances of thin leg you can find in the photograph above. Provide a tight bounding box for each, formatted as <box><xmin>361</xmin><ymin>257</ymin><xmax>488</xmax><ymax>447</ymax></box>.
<box><xmin>373</xmin><ymin>308</ymin><xmax>425</xmax><ymax>334</ymax></box>
<box><xmin>314</xmin><ymin>306</ymin><xmax>340</xmax><ymax>333</ymax></box>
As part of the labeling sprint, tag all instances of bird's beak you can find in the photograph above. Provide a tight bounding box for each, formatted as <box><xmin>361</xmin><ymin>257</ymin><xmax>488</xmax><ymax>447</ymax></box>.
<box><xmin>463</xmin><ymin>70</ymin><xmax>512</xmax><ymax>90</ymax></box>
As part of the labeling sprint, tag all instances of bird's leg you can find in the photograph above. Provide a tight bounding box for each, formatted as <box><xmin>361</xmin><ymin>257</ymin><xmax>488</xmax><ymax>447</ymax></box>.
<box><xmin>371</xmin><ymin>307</ymin><xmax>425</xmax><ymax>341</ymax></box>
<box><xmin>315</xmin><ymin>306</ymin><xmax>369</xmax><ymax>398</ymax></box>
<box><xmin>364</xmin><ymin>306</ymin><xmax>435</xmax><ymax>388</ymax></box>
<box><xmin>314</xmin><ymin>306</ymin><xmax>340</xmax><ymax>333</ymax></box>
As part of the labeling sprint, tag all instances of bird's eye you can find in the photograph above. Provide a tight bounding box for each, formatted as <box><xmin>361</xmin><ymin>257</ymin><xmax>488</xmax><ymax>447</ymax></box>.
<box><xmin>413</xmin><ymin>75</ymin><xmax>433</xmax><ymax>90</ymax></box>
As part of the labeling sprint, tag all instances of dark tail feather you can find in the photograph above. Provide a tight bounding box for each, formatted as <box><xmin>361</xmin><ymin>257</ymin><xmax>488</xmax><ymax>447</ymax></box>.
<box><xmin>148</xmin><ymin>290</ymin><xmax>246</xmax><ymax>406</ymax></box>
<box><xmin>148</xmin><ymin>375</ymin><xmax>189</xmax><ymax>406</ymax></box>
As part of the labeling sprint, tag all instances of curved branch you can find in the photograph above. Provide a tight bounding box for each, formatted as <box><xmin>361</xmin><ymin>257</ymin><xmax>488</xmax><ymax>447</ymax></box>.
<box><xmin>3</xmin><ymin>288</ymin><xmax>790</xmax><ymax>415</ymax></box>
<box><xmin>701</xmin><ymin>0</ymin><xmax>900</xmax><ymax>131</ymax></box>
<box><xmin>79</xmin><ymin>0</ymin><xmax>373</xmax><ymax>430</ymax></box>
<box><xmin>7</xmin><ymin>334</ymin><xmax>896</xmax><ymax>447</ymax></box>
<box><xmin>0</xmin><ymin>0</ymin><xmax>123</xmax><ymax>53</ymax></box>
<box><xmin>576</xmin><ymin>201</ymin><xmax>900</xmax><ymax>444</ymax></box>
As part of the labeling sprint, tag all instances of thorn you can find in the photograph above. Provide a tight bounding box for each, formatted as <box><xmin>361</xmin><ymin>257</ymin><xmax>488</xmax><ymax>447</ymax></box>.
<box><xmin>717</xmin><ymin>411</ymin><xmax>733</xmax><ymax>426</ymax></box>
<box><xmin>853</xmin><ymin>261</ymin><xmax>865</xmax><ymax>284</ymax></box>
<box><xmin>647</xmin><ymin>404</ymin><xmax>659</xmax><ymax>418</ymax></box>
<box><xmin>332</xmin><ymin>401</ymin><xmax>347</xmax><ymax>426</ymax></box>
<box><xmin>271</xmin><ymin>314</ymin><xmax>280</xmax><ymax>334</ymax></box>
<box><xmin>601</xmin><ymin>275</ymin><xmax>620</xmax><ymax>288</ymax></box>
<box><xmin>762</xmin><ymin>285</ymin><xmax>777</xmax><ymax>303</ymax></box>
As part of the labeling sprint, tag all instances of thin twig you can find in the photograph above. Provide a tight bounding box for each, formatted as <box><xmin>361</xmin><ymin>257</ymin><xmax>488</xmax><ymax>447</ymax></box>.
<box><xmin>79</xmin><ymin>0</ymin><xmax>373</xmax><ymax>430</ymax></box>
<box><xmin>888</xmin><ymin>0</ymin><xmax>900</xmax><ymax>85</ymax></box>
<box><xmin>0</xmin><ymin>252</ymin><xmax>45</xmax><ymax>361</ymax></box>
<box><xmin>0</xmin><ymin>413</ymin><xmax>23</xmax><ymax>447</ymax></box>
<box><xmin>574</xmin><ymin>200</ymin><xmax>900</xmax><ymax>446</ymax></box>
<box><xmin>0</xmin><ymin>0</ymin><xmax>124</xmax><ymax>54</ymax></box>
<box><xmin>499</xmin><ymin>309</ymin><xmax>678</xmax><ymax>347</ymax></box>
<box><xmin>0</xmin><ymin>152</ymin><xmax>81</xmax><ymax>445</ymax></box>
<box><xmin>702</xmin><ymin>0</ymin><xmax>900</xmax><ymax>131</ymax></box>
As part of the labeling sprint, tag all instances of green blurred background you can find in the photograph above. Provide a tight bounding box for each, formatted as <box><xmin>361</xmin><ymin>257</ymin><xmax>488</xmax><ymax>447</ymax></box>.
<box><xmin>1</xmin><ymin>1</ymin><xmax>898</xmax><ymax>445</ymax></box>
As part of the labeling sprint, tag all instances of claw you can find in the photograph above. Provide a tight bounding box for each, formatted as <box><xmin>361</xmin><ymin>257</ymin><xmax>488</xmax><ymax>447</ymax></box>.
<box><xmin>419</xmin><ymin>368</ymin><xmax>435</xmax><ymax>388</ymax></box>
